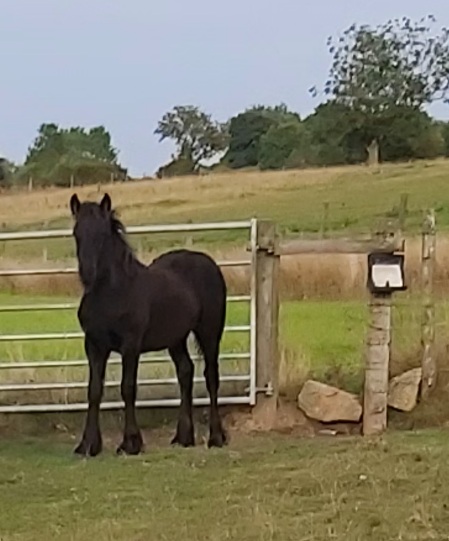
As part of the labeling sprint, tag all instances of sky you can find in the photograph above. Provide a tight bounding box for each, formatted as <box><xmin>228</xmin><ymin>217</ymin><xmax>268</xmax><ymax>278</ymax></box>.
<box><xmin>2</xmin><ymin>0</ymin><xmax>449</xmax><ymax>177</ymax></box>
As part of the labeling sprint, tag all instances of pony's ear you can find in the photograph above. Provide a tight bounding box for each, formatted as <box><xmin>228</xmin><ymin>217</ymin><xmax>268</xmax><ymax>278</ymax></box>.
<box><xmin>70</xmin><ymin>193</ymin><xmax>80</xmax><ymax>216</ymax></box>
<box><xmin>100</xmin><ymin>193</ymin><xmax>112</xmax><ymax>213</ymax></box>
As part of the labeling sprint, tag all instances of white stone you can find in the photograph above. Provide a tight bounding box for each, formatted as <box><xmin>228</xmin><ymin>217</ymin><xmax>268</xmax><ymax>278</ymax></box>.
<box><xmin>297</xmin><ymin>380</ymin><xmax>362</xmax><ymax>423</ymax></box>
<box><xmin>388</xmin><ymin>368</ymin><xmax>422</xmax><ymax>412</ymax></box>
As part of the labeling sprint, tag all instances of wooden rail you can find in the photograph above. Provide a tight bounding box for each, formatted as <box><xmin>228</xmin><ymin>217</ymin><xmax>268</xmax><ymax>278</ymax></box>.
<box><xmin>278</xmin><ymin>236</ymin><xmax>403</xmax><ymax>255</ymax></box>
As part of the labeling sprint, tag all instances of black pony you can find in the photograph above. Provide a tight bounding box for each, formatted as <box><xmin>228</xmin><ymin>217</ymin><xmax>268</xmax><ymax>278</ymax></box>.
<box><xmin>69</xmin><ymin>193</ymin><xmax>228</xmax><ymax>456</ymax></box>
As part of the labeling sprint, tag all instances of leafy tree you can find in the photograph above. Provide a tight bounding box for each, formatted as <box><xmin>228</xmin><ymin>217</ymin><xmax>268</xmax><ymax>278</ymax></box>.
<box><xmin>379</xmin><ymin>107</ymin><xmax>444</xmax><ymax>160</ymax></box>
<box><xmin>154</xmin><ymin>106</ymin><xmax>228</xmax><ymax>172</ymax></box>
<box><xmin>258</xmin><ymin>120</ymin><xmax>304</xmax><ymax>170</ymax></box>
<box><xmin>155</xmin><ymin>156</ymin><xmax>196</xmax><ymax>179</ymax></box>
<box><xmin>440</xmin><ymin>121</ymin><xmax>449</xmax><ymax>157</ymax></box>
<box><xmin>311</xmin><ymin>15</ymin><xmax>449</xmax><ymax>163</ymax></box>
<box><xmin>0</xmin><ymin>158</ymin><xmax>15</xmax><ymax>186</ymax></box>
<box><xmin>26</xmin><ymin>124</ymin><xmax>117</xmax><ymax>165</ymax></box>
<box><xmin>225</xmin><ymin>104</ymin><xmax>300</xmax><ymax>169</ymax></box>
<box><xmin>299</xmin><ymin>101</ymin><xmax>443</xmax><ymax>166</ymax></box>
<box><xmin>19</xmin><ymin>123</ymin><xmax>122</xmax><ymax>186</ymax></box>
<box><xmin>302</xmin><ymin>102</ymin><xmax>363</xmax><ymax>165</ymax></box>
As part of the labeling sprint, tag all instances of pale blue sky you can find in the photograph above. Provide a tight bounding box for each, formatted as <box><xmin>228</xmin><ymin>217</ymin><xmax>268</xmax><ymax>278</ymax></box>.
<box><xmin>2</xmin><ymin>0</ymin><xmax>449</xmax><ymax>176</ymax></box>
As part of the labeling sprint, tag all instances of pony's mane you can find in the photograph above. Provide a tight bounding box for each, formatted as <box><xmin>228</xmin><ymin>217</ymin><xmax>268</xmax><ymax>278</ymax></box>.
<box><xmin>110</xmin><ymin>210</ymin><xmax>135</xmax><ymax>254</ymax></box>
<box><xmin>106</xmin><ymin>208</ymin><xmax>145</xmax><ymax>279</ymax></box>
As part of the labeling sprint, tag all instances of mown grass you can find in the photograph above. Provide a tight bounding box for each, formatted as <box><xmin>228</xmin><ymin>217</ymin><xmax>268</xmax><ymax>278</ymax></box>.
<box><xmin>1</xmin><ymin>429</ymin><xmax>449</xmax><ymax>540</ymax></box>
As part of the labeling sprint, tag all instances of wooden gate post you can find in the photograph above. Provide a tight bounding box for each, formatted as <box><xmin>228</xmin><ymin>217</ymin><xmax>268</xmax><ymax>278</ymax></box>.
<box><xmin>421</xmin><ymin>208</ymin><xmax>436</xmax><ymax>399</ymax></box>
<box><xmin>363</xmin><ymin>293</ymin><xmax>392</xmax><ymax>436</ymax></box>
<box><xmin>253</xmin><ymin>220</ymin><xmax>280</xmax><ymax>428</ymax></box>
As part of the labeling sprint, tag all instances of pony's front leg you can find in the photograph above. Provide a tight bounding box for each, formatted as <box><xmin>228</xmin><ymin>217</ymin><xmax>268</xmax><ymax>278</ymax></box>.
<box><xmin>117</xmin><ymin>348</ymin><xmax>143</xmax><ymax>455</ymax></box>
<box><xmin>75</xmin><ymin>337</ymin><xmax>109</xmax><ymax>457</ymax></box>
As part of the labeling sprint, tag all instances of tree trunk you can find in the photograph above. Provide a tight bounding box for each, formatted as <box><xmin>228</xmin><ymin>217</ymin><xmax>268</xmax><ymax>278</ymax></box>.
<box><xmin>367</xmin><ymin>139</ymin><xmax>380</xmax><ymax>166</ymax></box>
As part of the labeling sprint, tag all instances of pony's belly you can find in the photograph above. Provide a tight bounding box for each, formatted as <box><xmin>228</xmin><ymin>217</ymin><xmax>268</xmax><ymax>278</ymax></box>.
<box><xmin>140</xmin><ymin>331</ymin><xmax>187</xmax><ymax>352</ymax></box>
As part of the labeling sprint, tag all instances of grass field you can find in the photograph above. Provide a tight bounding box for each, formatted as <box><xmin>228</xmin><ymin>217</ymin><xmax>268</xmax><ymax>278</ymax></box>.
<box><xmin>1</xmin><ymin>429</ymin><xmax>449</xmax><ymax>540</ymax></box>
<box><xmin>3</xmin><ymin>161</ymin><xmax>449</xmax><ymax>540</ymax></box>
<box><xmin>2</xmin><ymin>159</ymin><xmax>449</xmax><ymax>301</ymax></box>
<box><xmin>0</xmin><ymin>293</ymin><xmax>370</xmax><ymax>404</ymax></box>
<box><xmin>0</xmin><ymin>158</ymin><xmax>447</xmax><ymax>263</ymax></box>
<box><xmin>0</xmin><ymin>291</ymin><xmax>440</xmax><ymax>404</ymax></box>
<box><xmin>2</xmin><ymin>162</ymin><xmax>449</xmax><ymax>540</ymax></box>
<box><xmin>2</xmin><ymin>159</ymin><xmax>449</xmax><ymax>237</ymax></box>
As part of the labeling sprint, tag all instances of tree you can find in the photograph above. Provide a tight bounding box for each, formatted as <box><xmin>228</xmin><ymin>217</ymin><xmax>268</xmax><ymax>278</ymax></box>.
<box><xmin>297</xmin><ymin>101</ymin><xmax>443</xmax><ymax>167</ymax></box>
<box><xmin>302</xmin><ymin>102</ymin><xmax>362</xmax><ymax>165</ymax></box>
<box><xmin>440</xmin><ymin>121</ymin><xmax>449</xmax><ymax>157</ymax></box>
<box><xmin>311</xmin><ymin>15</ymin><xmax>449</xmax><ymax>164</ymax></box>
<box><xmin>26</xmin><ymin>124</ymin><xmax>118</xmax><ymax>165</ymax></box>
<box><xmin>0</xmin><ymin>158</ymin><xmax>15</xmax><ymax>186</ymax></box>
<box><xmin>19</xmin><ymin>123</ymin><xmax>122</xmax><ymax>186</ymax></box>
<box><xmin>225</xmin><ymin>104</ymin><xmax>301</xmax><ymax>169</ymax></box>
<box><xmin>154</xmin><ymin>106</ymin><xmax>228</xmax><ymax>172</ymax></box>
<box><xmin>258</xmin><ymin>120</ymin><xmax>304</xmax><ymax>170</ymax></box>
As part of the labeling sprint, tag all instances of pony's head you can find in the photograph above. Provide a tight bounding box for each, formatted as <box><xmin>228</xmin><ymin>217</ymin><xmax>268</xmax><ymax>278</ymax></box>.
<box><xmin>70</xmin><ymin>193</ymin><xmax>114</xmax><ymax>289</ymax></box>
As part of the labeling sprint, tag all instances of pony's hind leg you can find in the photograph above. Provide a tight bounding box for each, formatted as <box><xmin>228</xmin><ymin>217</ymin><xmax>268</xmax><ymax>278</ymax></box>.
<box><xmin>195</xmin><ymin>333</ymin><xmax>227</xmax><ymax>448</ymax></box>
<box><xmin>117</xmin><ymin>346</ymin><xmax>144</xmax><ymax>455</ymax></box>
<box><xmin>169</xmin><ymin>340</ymin><xmax>195</xmax><ymax>447</ymax></box>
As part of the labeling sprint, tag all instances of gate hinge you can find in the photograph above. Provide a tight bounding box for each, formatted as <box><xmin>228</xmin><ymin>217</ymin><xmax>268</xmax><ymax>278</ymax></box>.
<box><xmin>246</xmin><ymin>382</ymin><xmax>274</xmax><ymax>397</ymax></box>
<box><xmin>245</xmin><ymin>243</ymin><xmax>277</xmax><ymax>255</ymax></box>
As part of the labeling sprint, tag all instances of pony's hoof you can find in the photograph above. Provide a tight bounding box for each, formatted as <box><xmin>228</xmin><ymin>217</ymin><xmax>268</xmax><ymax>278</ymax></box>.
<box><xmin>116</xmin><ymin>432</ymin><xmax>144</xmax><ymax>456</ymax></box>
<box><xmin>74</xmin><ymin>433</ymin><xmax>102</xmax><ymax>457</ymax></box>
<box><xmin>171</xmin><ymin>428</ymin><xmax>195</xmax><ymax>448</ymax></box>
<box><xmin>208</xmin><ymin>429</ymin><xmax>228</xmax><ymax>449</ymax></box>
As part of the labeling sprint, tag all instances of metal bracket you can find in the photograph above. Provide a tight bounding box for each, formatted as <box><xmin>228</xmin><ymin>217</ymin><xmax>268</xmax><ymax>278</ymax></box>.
<box><xmin>246</xmin><ymin>243</ymin><xmax>276</xmax><ymax>255</ymax></box>
<box><xmin>246</xmin><ymin>382</ymin><xmax>274</xmax><ymax>397</ymax></box>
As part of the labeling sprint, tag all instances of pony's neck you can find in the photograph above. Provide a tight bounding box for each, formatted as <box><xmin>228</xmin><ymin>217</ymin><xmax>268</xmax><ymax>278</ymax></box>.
<box><xmin>103</xmin><ymin>232</ymin><xmax>141</xmax><ymax>287</ymax></box>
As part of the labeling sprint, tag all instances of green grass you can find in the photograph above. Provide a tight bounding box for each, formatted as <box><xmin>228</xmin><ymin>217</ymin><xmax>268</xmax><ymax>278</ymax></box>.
<box><xmin>0</xmin><ymin>292</ymin><xmax>436</xmax><ymax>397</ymax></box>
<box><xmin>1</xmin><ymin>429</ymin><xmax>449</xmax><ymax>540</ymax></box>
<box><xmin>0</xmin><ymin>293</ymin><xmax>368</xmax><ymax>369</ymax></box>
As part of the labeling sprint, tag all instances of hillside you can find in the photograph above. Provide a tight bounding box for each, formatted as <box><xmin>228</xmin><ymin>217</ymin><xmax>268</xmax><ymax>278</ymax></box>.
<box><xmin>1</xmin><ymin>159</ymin><xmax>449</xmax><ymax>240</ymax></box>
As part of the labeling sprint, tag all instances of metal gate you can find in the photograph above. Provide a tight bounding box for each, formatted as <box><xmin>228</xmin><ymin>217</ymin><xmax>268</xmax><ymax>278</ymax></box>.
<box><xmin>0</xmin><ymin>219</ymin><xmax>258</xmax><ymax>413</ymax></box>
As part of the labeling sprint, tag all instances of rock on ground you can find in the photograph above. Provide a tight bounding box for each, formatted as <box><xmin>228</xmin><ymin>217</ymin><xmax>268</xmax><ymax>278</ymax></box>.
<box><xmin>388</xmin><ymin>368</ymin><xmax>422</xmax><ymax>412</ymax></box>
<box><xmin>297</xmin><ymin>380</ymin><xmax>362</xmax><ymax>423</ymax></box>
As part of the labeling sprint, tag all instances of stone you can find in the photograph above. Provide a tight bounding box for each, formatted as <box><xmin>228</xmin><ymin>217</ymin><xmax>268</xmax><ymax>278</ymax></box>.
<box><xmin>297</xmin><ymin>380</ymin><xmax>362</xmax><ymax>423</ymax></box>
<box><xmin>388</xmin><ymin>368</ymin><xmax>422</xmax><ymax>412</ymax></box>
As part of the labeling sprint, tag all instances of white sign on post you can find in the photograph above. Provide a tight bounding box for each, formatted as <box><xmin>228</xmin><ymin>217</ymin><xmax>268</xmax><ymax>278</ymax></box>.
<box><xmin>371</xmin><ymin>263</ymin><xmax>403</xmax><ymax>289</ymax></box>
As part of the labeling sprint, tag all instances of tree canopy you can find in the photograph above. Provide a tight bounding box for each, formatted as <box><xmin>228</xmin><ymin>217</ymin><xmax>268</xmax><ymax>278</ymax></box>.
<box><xmin>19</xmin><ymin>123</ymin><xmax>124</xmax><ymax>186</ymax></box>
<box><xmin>309</xmin><ymin>15</ymin><xmax>449</xmax><ymax>164</ymax></box>
<box><xmin>154</xmin><ymin>106</ymin><xmax>228</xmax><ymax>174</ymax></box>
<box><xmin>312</xmin><ymin>15</ymin><xmax>449</xmax><ymax>110</ymax></box>
<box><xmin>224</xmin><ymin>104</ymin><xmax>301</xmax><ymax>169</ymax></box>
<box><xmin>0</xmin><ymin>158</ymin><xmax>15</xmax><ymax>186</ymax></box>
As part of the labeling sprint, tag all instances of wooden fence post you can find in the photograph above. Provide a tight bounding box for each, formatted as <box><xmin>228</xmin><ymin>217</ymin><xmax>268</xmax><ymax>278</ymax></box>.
<box><xmin>363</xmin><ymin>294</ymin><xmax>392</xmax><ymax>436</ymax></box>
<box><xmin>398</xmin><ymin>193</ymin><xmax>409</xmax><ymax>233</ymax></box>
<box><xmin>253</xmin><ymin>220</ymin><xmax>280</xmax><ymax>428</ymax></box>
<box><xmin>321</xmin><ymin>201</ymin><xmax>329</xmax><ymax>239</ymax></box>
<box><xmin>421</xmin><ymin>208</ymin><xmax>436</xmax><ymax>399</ymax></box>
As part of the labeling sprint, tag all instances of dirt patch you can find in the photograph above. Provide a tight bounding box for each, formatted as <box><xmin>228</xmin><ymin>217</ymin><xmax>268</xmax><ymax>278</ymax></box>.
<box><xmin>0</xmin><ymin>399</ymin><xmax>363</xmax><ymax>448</ymax></box>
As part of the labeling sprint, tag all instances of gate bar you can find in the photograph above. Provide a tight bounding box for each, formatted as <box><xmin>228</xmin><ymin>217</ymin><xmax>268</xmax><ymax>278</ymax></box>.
<box><xmin>0</xmin><ymin>395</ymin><xmax>251</xmax><ymax>413</ymax></box>
<box><xmin>0</xmin><ymin>325</ymin><xmax>250</xmax><ymax>342</ymax></box>
<box><xmin>0</xmin><ymin>374</ymin><xmax>251</xmax><ymax>392</ymax></box>
<box><xmin>0</xmin><ymin>220</ymin><xmax>253</xmax><ymax>242</ymax></box>
<box><xmin>0</xmin><ymin>352</ymin><xmax>251</xmax><ymax>370</ymax></box>
<box><xmin>0</xmin><ymin>295</ymin><xmax>251</xmax><ymax>313</ymax></box>
<box><xmin>0</xmin><ymin>260</ymin><xmax>251</xmax><ymax>277</ymax></box>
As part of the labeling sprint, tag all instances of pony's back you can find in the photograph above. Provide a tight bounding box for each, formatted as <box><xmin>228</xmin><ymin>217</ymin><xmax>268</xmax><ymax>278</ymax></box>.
<box><xmin>151</xmin><ymin>249</ymin><xmax>227</xmax><ymax>341</ymax></box>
